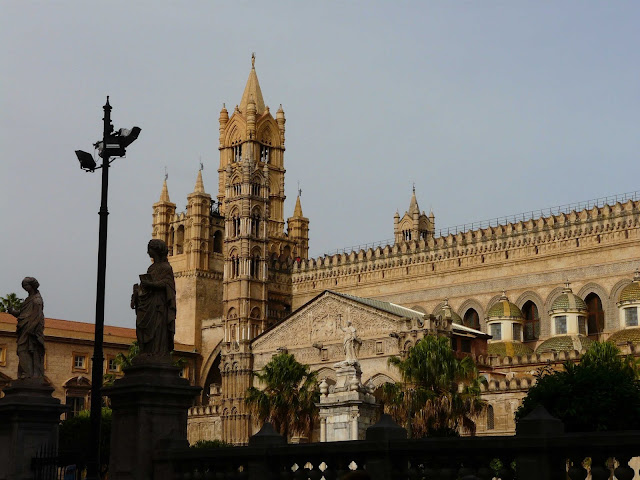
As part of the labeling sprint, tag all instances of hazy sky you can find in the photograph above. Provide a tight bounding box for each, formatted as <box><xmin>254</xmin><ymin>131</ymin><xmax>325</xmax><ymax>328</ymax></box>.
<box><xmin>1</xmin><ymin>2</ymin><xmax>638</xmax><ymax>328</ymax></box>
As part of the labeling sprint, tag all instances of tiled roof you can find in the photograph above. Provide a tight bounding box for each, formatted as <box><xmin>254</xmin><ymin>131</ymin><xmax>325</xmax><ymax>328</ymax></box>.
<box><xmin>607</xmin><ymin>327</ymin><xmax>640</xmax><ymax>345</ymax></box>
<box><xmin>551</xmin><ymin>293</ymin><xmax>587</xmax><ymax>312</ymax></box>
<box><xmin>433</xmin><ymin>306</ymin><xmax>463</xmax><ymax>325</ymax></box>
<box><xmin>487</xmin><ymin>300</ymin><xmax>523</xmax><ymax>319</ymax></box>
<box><xmin>619</xmin><ymin>282</ymin><xmax>640</xmax><ymax>303</ymax></box>
<box><xmin>487</xmin><ymin>341</ymin><xmax>533</xmax><ymax>357</ymax></box>
<box><xmin>535</xmin><ymin>335</ymin><xmax>593</xmax><ymax>354</ymax></box>
<box><xmin>0</xmin><ymin>312</ymin><xmax>135</xmax><ymax>338</ymax></box>
<box><xmin>330</xmin><ymin>292</ymin><xmax>424</xmax><ymax>319</ymax></box>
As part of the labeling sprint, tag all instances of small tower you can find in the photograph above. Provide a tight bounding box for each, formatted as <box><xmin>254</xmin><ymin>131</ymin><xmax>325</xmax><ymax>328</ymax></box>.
<box><xmin>394</xmin><ymin>187</ymin><xmax>434</xmax><ymax>244</ymax></box>
<box><xmin>152</xmin><ymin>179</ymin><xmax>176</xmax><ymax>247</ymax></box>
<box><xmin>187</xmin><ymin>170</ymin><xmax>212</xmax><ymax>271</ymax></box>
<box><xmin>287</xmin><ymin>192</ymin><xmax>310</xmax><ymax>260</ymax></box>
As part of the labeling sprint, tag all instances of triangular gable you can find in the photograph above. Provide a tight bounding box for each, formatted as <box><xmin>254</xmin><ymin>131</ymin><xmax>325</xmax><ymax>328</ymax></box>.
<box><xmin>251</xmin><ymin>291</ymin><xmax>408</xmax><ymax>354</ymax></box>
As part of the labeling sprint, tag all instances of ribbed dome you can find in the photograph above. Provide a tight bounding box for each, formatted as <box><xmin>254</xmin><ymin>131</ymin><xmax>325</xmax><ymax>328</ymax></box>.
<box><xmin>535</xmin><ymin>335</ymin><xmax>594</xmax><ymax>354</ymax></box>
<box><xmin>487</xmin><ymin>341</ymin><xmax>533</xmax><ymax>357</ymax></box>
<box><xmin>618</xmin><ymin>271</ymin><xmax>640</xmax><ymax>303</ymax></box>
<box><xmin>550</xmin><ymin>284</ymin><xmax>588</xmax><ymax>313</ymax></box>
<box><xmin>487</xmin><ymin>293</ymin><xmax>523</xmax><ymax>320</ymax></box>
<box><xmin>607</xmin><ymin>327</ymin><xmax>640</xmax><ymax>345</ymax></box>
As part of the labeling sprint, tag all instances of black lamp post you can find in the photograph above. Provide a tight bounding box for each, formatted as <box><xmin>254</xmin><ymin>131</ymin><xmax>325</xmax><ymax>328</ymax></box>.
<box><xmin>76</xmin><ymin>97</ymin><xmax>140</xmax><ymax>479</ymax></box>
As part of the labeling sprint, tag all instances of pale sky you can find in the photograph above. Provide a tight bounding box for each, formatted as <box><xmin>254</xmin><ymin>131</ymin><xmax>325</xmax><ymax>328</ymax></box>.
<box><xmin>1</xmin><ymin>1</ymin><xmax>638</xmax><ymax>328</ymax></box>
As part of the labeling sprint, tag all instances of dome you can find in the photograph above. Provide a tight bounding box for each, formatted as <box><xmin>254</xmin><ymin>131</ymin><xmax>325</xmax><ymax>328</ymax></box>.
<box><xmin>487</xmin><ymin>292</ymin><xmax>523</xmax><ymax>320</ymax></box>
<box><xmin>487</xmin><ymin>341</ymin><xmax>533</xmax><ymax>357</ymax></box>
<box><xmin>535</xmin><ymin>335</ymin><xmax>594</xmax><ymax>354</ymax></box>
<box><xmin>618</xmin><ymin>270</ymin><xmax>640</xmax><ymax>304</ymax></box>
<box><xmin>433</xmin><ymin>300</ymin><xmax>462</xmax><ymax>325</ymax></box>
<box><xmin>550</xmin><ymin>283</ymin><xmax>587</xmax><ymax>313</ymax></box>
<box><xmin>607</xmin><ymin>327</ymin><xmax>640</xmax><ymax>346</ymax></box>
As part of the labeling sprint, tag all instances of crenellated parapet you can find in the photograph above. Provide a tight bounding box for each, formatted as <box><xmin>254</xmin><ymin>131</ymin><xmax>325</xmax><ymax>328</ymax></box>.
<box><xmin>292</xmin><ymin>199</ymin><xmax>639</xmax><ymax>291</ymax></box>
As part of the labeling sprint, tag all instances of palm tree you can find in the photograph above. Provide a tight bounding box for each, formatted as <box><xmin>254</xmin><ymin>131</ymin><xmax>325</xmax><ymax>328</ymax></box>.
<box><xmin>383</xmin><ymin>335</ymin><xmax>486</xmax><ymax>438</ymax></box>
<box><xmin>245</xmin><ymin>352</ymin><xmax>319</xmax><ymax>440</ymax></box>
<box><xmin>0</xmin><ymin>293</ymin><xmax>23</xmax><ymax>313</ymax></box>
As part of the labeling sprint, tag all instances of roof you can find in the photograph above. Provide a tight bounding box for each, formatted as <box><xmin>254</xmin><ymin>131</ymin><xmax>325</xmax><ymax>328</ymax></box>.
<box><xmin>487</xmin><ymin>341</ymin><xmax>533</xmax><ymax>357</ymax></box>
<box><xmin>550</xmin><ymin>285</ymin><xmax>587</xmax><ymax>313</ymax></box>
<box><xmin>619</xmin><ymin>281</ymin><xmax>640</xmax><ymax>303</ymax></box>
<box><xmin>433</xmin><ymin>305</ymin><xmax>463</xmax><ymax>325</ymax></box>
<box><xmin>535</xmin><ymin>335</ymin><xmax>594</xmax><ymax>354</ymax></box>
<box><xmin>330</xmin><ymin>291</ymin><xmax>425</xmax><ymax>319</ymax></box>
<box><xmin>607</xmin><ymin>327</ymin><xmax>640</xmax><ymax>345</ymax></box>
<box><xmin>487</xmin><ymin>294</ymin><xmax>523</xmax><ymax>320</ymax></box>
<box><xmin>239</xmin><ymin>55</ymin><xmax>266</xmax><ymax>115</ymax></box>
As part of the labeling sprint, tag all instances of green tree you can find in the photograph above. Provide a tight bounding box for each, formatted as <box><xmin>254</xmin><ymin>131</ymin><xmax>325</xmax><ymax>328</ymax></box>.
<box><xmin>0</xmin><ymin>293</ymin><xmax>23</xmax><ymax>313</ymax></box>
<box><xmin>515</xmin><ymin>341</ymin><xmax>640</xmax><ymax>432</ymax></box>
<box><xmin>245</xmin><ymin>352</ymin><xmax>319</xmax><ymax>439</ymax></box>
<box><xmin>103</xmin><ymin>341</ymin><xmax>139</xmax><ymax>386</ymax></box>
<box><xmin>383</xmin><ymin>335</ymin><xmax>486</xmax><ymax>438</ymax></box>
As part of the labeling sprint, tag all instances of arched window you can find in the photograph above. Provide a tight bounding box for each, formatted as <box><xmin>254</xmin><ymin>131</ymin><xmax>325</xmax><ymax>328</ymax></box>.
<box><xmin>176</xmin><ymin>225</ymin><xmax>185</xmax><ymax>254</ymax></box>
<box><xmin>463</xmin><ymin>308</ymin><xmax>480</xmax><ymax>330</ymax></box>
<box><xmin>585</xmin><ymin>293</ymin><xmax>604</xmax><ymax>339</ymax></box>
<box><xmin>522</xmin><ymin>301</ymin><xmax>540</xmax><ymax>341</ymax></box>
<box><xmin>213</xmin><ymin>230</ymin><xmax>223</xmax><ymax>253</ymax></box>
<box><xmin>487</xmin><ymin>404</ymin><xmax>495</xmax><ymax>430</ymax></box>
<box><xmin>168</xmin><ymin>227</ymin><xmax>175</xmax><ymax>256</ymax></box>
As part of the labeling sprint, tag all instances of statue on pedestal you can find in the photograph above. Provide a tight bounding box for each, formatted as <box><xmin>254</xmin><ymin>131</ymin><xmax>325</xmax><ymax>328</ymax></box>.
<box><xmin>6</xmin><ymin>277</ymin><xmax>45</xmax><ymax>379</ymax></box>
<box><xmin>339</xmin><ymin>315</ymin><xmax>361</xmax><ymax>365</ymax></box>
<box><xmin>131</xmin><ymin>239</ymin><xmax>176</xmax><ymax>356</ymax></box>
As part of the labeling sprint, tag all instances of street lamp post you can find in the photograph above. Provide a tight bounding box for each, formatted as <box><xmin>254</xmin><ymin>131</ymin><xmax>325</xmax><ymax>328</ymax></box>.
<box><xmin>76</xmin><ymin>97</ymin><xmax>140</xmax><ymax>479</ymax></box>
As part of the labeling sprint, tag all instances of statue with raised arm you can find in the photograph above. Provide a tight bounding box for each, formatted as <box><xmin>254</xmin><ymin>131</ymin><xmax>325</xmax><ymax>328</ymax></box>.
<box><xmin>131</xmin><ymin>239</ymin><xmax>176</xmax><ymax>356</ymax></box>
<box><xmin>339</xmin><ymin>315</ymin><xmax>361</xmax><ymax>364</ymax></box>
<box><xmin>6</xmin><ymin>277</ymin><xmax>45</xmax><ymax>379</ymax></box>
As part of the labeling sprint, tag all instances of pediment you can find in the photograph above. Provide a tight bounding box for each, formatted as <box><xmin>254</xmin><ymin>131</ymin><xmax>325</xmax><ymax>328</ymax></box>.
<box><xmin>252</xmin><ymin>291</ymin><xmax>405</xmax><ymax>354</ymax></box>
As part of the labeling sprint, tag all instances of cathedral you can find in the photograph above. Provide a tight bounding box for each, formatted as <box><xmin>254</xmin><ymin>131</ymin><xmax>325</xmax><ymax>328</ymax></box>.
<box><xmin>149</xmin><ymin>56</ymin><xmax>640</xmax><ymax>445</ymax></box>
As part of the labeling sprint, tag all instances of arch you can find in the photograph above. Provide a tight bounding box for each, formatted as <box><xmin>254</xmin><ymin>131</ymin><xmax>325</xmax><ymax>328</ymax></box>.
<box><xmin>363</xmin><ymin>372</ymin><xmax>399</xmax><ymax>389</ymax></box>
<box><xmin>458</xmin><ymin>299</ymin><xmax>486</xmax><ymax>333</ymax></box>
<box><xmin>176</xmin><ymin>225</ymin><xmax>185</xmax><ymax>254</ymax></box>
<box><xmin>250</xmin><ymin>307</ymin><xmax>261</xmax><ymax>319</ymax></box>
<box><xmin>315</xmin><ymin>367</ymin><xmax>337</xmax><ymax>384</ymax></box>
<box><xmin>486</xmin><ymin>404</ymin><xmax>495</xmax><ymax>430</ymax></box>
<box><xmin>64</xmin><ymin>376</ymin><xmax>91</xmax><ymax>419</ymax></box>
<box><xmin>212</xmin><ymin>230</ymin><xmax>223</xmax><ymax>253</ymax></box>
<box><xmin>544</xmin><ymin>286</ymin><xmax>567</xmax><ymax>314</ymax></box>
<box><xmin>227</xmin><ymin>307</ymin><xmax>237</xmax><ymax>319</ymax></box>
<box><xmin>201</xmin><ymin>351</ymin><xmax>222</xmax><ymax>405</ymax></box>
<box><xmin>612</xmin><ymin>278</ymin><xmax>634</xmax><ymax>305</ymax></box>
<box><xmin>584</xmin><ymin>292</ymin><xmax>605</xmax><ymax>339</ymax></box>
<box><xmin>516</xmin><ymin>291</ymin><xmax>545</xmax><ymax>340</ymax></box>
<box><xmin>411</xmin><ymin>305</ymin><xmax>427</xmax><ymax>314</ymax></box>
<box><xmin>224</xmin><ymin>117</ymin><xmax>246</xmax><ymax>146</ymax></box>
<box><xmin>578</xmin><ymin>282</ymin><xmax>614</xmax><ymax>333</ymax></box>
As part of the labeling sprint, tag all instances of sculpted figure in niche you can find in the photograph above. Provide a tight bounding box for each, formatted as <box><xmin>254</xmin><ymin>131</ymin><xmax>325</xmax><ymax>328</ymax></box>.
<box><xmin>131</xmin><ymin>239</ymin><xmax>176</xmax><ymax>355</ymax></box>
<box><xmin>339</xmin><ymin>315</ymin><xmax>361</xmax><ymax>363</ymax></box>
<box><xmin>6</xmin><ymin>277</ymin><xmax>45</xmax><ymax>379</ymax></box>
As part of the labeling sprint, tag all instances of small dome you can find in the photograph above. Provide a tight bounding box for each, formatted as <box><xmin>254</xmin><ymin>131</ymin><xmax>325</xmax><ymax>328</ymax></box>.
<box><xmin>487</xmin><ymin>341</ymin><xmax>533</xmax><ymax>357</ymax></box>
<box><xmin>434</xmin><ymin>300</ymin><xmax>462</xmax><ymax>325</ymax></box>
<box><xmin>535</xmin><ymin>335</ymin><xmax>594</xmax><ymax>354</ymax></box>
<box><xmin>618</xmin><ymin>270</ymin><xmax>640</xmax><ymax>304</ymax></box>
<box><xmin>487</xmin><ymin>292</ymin><xmax>523</xmax><ymax>320</ymax></box>
<box><xmin>607</xmin><ymin>327</ymin><xmax>640</xmax><ymax>346</ymax></box>
<box><xmin>550</xmin><ymin>283</ymin><xmax>587</xmax><ymax>313</ymax></box>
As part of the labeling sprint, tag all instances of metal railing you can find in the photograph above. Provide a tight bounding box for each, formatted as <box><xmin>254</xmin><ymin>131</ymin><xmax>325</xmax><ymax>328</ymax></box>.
<box><xmin>320</xmin><ymin>190</ymin><xmax>639</xmax><ymax>257</ymax></box>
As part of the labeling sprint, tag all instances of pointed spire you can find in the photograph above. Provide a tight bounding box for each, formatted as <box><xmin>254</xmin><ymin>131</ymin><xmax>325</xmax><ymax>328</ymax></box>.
<box><xmin>239</xmin><ymin>53</ymin><xmax>266</xmax><ymax>114</ymax></box>
<box><xmin>293</xmin><ymin>195</ymin><xmax>304</xmax><ymax>218</ymax></box>
<box><xmin>160</xmin><ymin>179</ymin><xmax>170</xmax><ymax>202</ymax></box>
<box><xmin>409</xmin><ymin>186</ymin><xmax>420</xmax><ymax>215</ymax></box>
<box><xmin>194</xmin><ymin>170</ymin><xmax>205</xmax><ymax>193</ymax></box>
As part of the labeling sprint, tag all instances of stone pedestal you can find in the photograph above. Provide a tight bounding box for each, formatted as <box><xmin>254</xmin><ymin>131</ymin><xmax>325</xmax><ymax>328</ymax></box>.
<box><xmin>104</xmin><ymin>356</ymin><xmax>201</xmax><ymax>480</ymax></box>
<box><xmin>0</xmin><ymin>378</ymin><xmax>67</xmax><ymax>480</ymax></box>
<box><xmin>318</xmin><ymin>361</ymin><xmax>379</xmax><ymax>442</ymax></box>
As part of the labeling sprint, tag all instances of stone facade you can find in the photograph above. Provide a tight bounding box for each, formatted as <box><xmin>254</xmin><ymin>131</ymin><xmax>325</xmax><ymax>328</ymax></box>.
<box><xmin>149</xmin><ymin>57</ymin><xmax>640</xmax><ymax>445</ymax></box>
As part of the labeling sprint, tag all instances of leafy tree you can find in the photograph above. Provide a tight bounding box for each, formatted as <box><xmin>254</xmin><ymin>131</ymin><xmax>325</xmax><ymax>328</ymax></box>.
<box><xmin>245</xmin><ymin>352</ymin><xmax>319</xmax><ymax>439</ymax></box>
<box><xmin>191</xmin><ymin>439</ymin><xmax>233</xmax><ymax>448</ymax></box>
<box><xmin>103</xmin><ymin>341</ymin><xmax>139</xmax><ymax>386</ymax></box>
<box><xmin>515</xmin><ymin>341</ymin><xmax>640</xmax><ymax>432</ymax></box>
<box><xmin>0</xmin><ymin>293</ymin><xmax>23</xmax><ymax>313</ymax></box>
<box><xmin>383</xmin><ymin>335</ymin><xmax>486</xmax><ymax>438</ymax></box>
<box><xmin>58</xmin><ymin>408</ymin><xmax>111</xmax><ymax>475</ymax></box>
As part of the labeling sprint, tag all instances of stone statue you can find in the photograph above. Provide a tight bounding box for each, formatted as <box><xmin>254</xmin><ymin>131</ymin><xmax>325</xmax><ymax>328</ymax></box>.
<box><xmin>339</xmin><ymin>315</ymin><xmax>361</xmax><ymax>364</ymax></box>
<box><xmin>131</xmin><ymin>239</ymin><xmax>176</xmax><ymax>355</ymax></box>
<box><xmin>6</xmin><ymin>277</ymin><xmax>45</xmax><ymax>379</ymax></box>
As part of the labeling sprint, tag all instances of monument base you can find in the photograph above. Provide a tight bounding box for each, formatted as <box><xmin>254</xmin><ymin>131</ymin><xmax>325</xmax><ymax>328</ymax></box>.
<box><xmin>0</xmin><ymin>378</ymin><xmax>67</xmax><ymax>480</ymax></box>
<box><xmin>104</xmin><ymin>356</ymin><xmax>201</xmax><ymax>480</ymax></box>
<box><xmin>318</xmin><ymin>362</ymin><xmax>380</xmax><ymax>442</ymax></box>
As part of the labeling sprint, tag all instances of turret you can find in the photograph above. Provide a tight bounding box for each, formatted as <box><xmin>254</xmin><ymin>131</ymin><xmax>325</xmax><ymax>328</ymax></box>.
<box><xmin>219</xmin><ymin>104</ymin><xmax>228</xmax><ymax>146</ymax></box>
<box><xmin>187</xmin><ymin>170</ymin><xmax>212</xmax><ymax>271</ymax></box>
<box><xmin>394</xmin><ymin>187</ymin><xmax>434</xmax><ymax>244</ymax></box>
<box><xmin>287</xmin><ymin>194</ymin><xmax>310</xmax><ymax>260</ymax></box>
<box><xmin>152</xmin><ymin>179</ymin><xmax>176</xmax><ymax>248</ymax></box>
<box><xmin>276</xmin><ymin>104</ymin><xmax>286</xmax><ymax>145</ymax></box>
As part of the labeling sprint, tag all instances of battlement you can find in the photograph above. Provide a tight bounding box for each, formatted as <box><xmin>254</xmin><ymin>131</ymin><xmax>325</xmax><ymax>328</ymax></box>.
<box><xmin>292</xmin><ymin>198</ymin><xmax>639</xmax><ymax>283</ymax></box>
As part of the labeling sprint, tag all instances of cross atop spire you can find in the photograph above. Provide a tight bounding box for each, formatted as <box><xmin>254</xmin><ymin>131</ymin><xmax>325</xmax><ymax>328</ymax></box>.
<box><xmin>240</xmin><ymin>53</ymin><xmax>266</xmax><ymax>114</ymax></box>
<box><xmin>251</xmin><ymin>52</ymin><xmax>255</xmax><ymax>69</ymax></box>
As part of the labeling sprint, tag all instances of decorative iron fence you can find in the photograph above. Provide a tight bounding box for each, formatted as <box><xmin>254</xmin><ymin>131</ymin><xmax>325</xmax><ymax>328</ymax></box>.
<box><xmin>31</xmin><ymin>447</ymin><xmax>85</xmax><ymax>480</ymax></box>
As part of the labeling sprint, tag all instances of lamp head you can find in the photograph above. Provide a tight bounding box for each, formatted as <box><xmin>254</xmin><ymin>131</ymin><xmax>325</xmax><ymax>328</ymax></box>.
<box><xmin>76</xmin><ymin>150</ymin><xmax>97</xmax><ymax>171</ymax></box>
